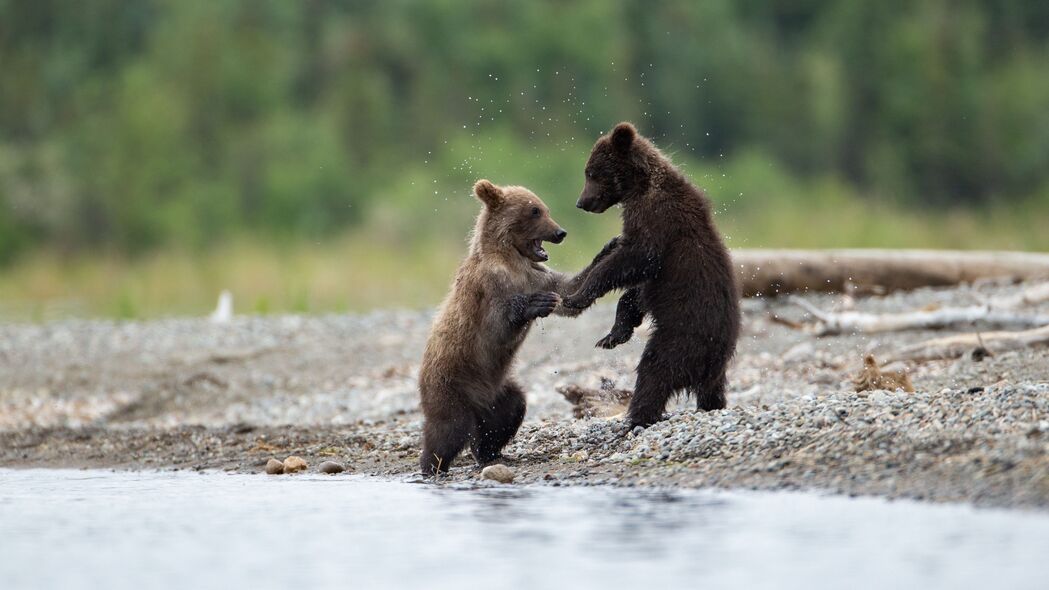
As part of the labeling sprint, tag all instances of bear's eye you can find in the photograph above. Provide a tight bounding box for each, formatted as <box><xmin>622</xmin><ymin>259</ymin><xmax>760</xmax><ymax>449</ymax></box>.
<box><xmin>531</xmin><ymin>207</ymin><xmax>540</xmax><ymax>217</ymax></box>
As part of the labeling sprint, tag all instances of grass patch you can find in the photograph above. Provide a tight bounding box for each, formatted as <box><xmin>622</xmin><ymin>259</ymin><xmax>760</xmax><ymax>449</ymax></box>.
<box><xmin>1</xmin><ymin>201</ymin><xmax>1047</xmax><ymax>321</ymax></box>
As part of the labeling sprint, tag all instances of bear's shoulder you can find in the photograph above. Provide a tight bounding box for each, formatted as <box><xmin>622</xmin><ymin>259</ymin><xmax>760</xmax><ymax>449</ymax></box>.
<box><xmin>455</xmin><ymin>257</ymin><xmax>519</xmax><ymax>296</ymax></box>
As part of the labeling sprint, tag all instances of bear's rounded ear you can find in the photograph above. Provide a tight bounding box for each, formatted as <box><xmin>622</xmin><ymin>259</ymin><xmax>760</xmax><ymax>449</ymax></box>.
<box><xmin>611</xmin><ymin>122</ymin><xmax>636</xmax><ymax>154</ymax></box>
<box><xmin>473</xmin><ymin>179</ymin><xmax>503</xmax><ymax>209</ymax></box>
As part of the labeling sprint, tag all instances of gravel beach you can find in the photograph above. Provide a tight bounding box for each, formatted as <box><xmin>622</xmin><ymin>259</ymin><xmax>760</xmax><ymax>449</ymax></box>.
<box><xmin>2</xmin><ymin>280</ymin><xmax>1047</xmax><ymax>509</ymax></box>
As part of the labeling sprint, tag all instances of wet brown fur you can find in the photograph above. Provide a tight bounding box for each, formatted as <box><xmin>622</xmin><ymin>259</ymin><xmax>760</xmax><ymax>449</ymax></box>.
<box><xmin>419</xmin><ymin>180</ymin><xmax>602</xmax><ymax>474</ymax></box>
<box><xmin>564</xmin><ymin>122</ymin><xmax>742</xmax><ymax>426</ymax></box>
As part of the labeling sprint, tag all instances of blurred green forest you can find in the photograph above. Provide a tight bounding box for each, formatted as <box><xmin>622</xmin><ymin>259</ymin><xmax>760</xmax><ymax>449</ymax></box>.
<box><xmin>2</xmin><ymin>0</ymin><xmax>1049</xmax><ymax>318</ymax></box>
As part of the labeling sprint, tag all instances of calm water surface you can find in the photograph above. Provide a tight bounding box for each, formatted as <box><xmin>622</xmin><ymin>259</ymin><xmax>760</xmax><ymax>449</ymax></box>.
<box><xmin>1</xmin><ymin>469</ymin><xmax>1047</xmax><ymax>589</ymax></box>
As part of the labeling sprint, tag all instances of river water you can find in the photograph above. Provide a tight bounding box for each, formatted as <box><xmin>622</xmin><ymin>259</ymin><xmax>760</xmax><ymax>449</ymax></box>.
<box><xmin>1</xmin><ymin>469</ymin><xmax>1046</xmax><ymax>589</ymax></box>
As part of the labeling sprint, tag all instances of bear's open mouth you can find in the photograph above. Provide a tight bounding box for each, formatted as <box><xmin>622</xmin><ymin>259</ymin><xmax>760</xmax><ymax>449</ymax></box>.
<box><xmin>530</xmin><ymin>238</ymin><xmax>548</xmax><ymax>261</ymax></box>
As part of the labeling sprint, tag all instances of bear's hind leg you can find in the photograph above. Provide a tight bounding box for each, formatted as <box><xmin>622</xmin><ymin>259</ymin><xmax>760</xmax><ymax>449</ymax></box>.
<box><xmin>695</xmin><ymin>368</ymin><xmax>727</xmax><ymax>411</ymax></box>
<box><xmin>420</xmin><ymin>410</ymin><xmax>474</xmax><ymax>475</ymax></box>
<box><xmin>471</xmin><ymin>381</ymin><xmax>527</xmax><ymax>464</ymax></box>
<box><xmin>626</xmin><ymin>341</ymin><xmax>676</xmax><ymax>427</ymax></box>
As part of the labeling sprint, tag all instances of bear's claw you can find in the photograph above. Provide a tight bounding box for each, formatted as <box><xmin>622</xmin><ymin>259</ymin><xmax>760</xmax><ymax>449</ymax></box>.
<box><xmin>596</xmin><ymin>329</ymin><xmax>631</xmax><ymax>349</ymax></box>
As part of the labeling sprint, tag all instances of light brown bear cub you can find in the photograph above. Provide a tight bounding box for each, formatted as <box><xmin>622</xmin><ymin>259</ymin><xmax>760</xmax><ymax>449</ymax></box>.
<box><xmin>419</xmin><ymin>180</ymin><xmax>582</xmax><ymax>474</ymax></box>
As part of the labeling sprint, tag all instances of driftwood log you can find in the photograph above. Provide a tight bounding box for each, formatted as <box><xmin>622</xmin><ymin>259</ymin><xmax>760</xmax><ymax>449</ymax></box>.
<box><xmin>734</xmin><ymin>249</ymin><xmax>1049</xmax><ymax>297</ymax></box>
<box><xmin>889</xmin><ymin>325</ymin><xmax>1049</xmax><ymax>362</ymax></box>
<box><xmin>788</xmin><ymin>282</ymin><xmax>1049</xmax><ymax>335</ymax></box>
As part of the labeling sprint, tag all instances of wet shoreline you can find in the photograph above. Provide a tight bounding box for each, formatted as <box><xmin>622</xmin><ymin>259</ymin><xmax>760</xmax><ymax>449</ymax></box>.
<box><xmin>3</xmin><ymin>379</ymin><xmax>1047</xmax><ymax>510</ymax></box>
<box><xmin>2</xmin><ymin>282</ymin><xmax>1048</xmax><ymax>509</ymax></box>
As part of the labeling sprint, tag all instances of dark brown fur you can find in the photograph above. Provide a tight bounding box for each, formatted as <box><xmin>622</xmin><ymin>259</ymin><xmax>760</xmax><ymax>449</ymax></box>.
<box><xmin>564</xmin><ymin>122</ymin><xmax>741</xmax><ymax>427</ymax></box>
<box><xmin>419</xmin><ymin>180</ymin><xmax>596</xmax><ymax>474</ymax></box>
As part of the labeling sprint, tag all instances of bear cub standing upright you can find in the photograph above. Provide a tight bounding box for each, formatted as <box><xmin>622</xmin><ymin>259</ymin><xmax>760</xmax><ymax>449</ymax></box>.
<box><xmin>419</xmin><ymin>180</ymin><xmax>580</xmax><ymax>474</ymax></box>
<box><xmin>564</xmin><ymin>122</ymin><xmax>741</xmax><ymax>427</ymax></box>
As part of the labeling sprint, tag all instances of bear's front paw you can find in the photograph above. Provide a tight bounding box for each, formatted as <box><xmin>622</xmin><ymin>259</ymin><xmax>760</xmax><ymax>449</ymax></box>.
<box><xmin>526</xmin><ymin>291</ymin><xmax>560</xmax><ymax>319</ymax></box>
<box><xmin>596</xmin><ymin>328</ymin><xmax>632</xmax><ymax>349</ymax></box>
<box><xmin>561</xmin><ymin>292</ymin><xmax>594</xmax><ymax>310</ymax></box>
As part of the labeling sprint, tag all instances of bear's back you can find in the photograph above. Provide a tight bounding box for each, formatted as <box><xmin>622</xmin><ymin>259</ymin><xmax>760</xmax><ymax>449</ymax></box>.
<box><xmin>632</xmin><ymin>172</ymin><xmax>739</xmax><ymax>339</ymax></box>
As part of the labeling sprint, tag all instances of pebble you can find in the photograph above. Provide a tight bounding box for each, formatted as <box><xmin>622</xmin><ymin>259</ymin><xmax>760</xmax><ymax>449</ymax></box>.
<box><xmin>282</xmin><ymin>456</ymin><xmax>308</xmax><ymax>473</ymax></box>
<box><xmin>318</xmin><ymin>460</ymin><xmax>345</xmax><ymax>474</ymax></box>
<box><xmin>264</xmin><ymin>458</ymin><xmax>284</xmax><ymax>475</ymax></box>
<box><xmin>481</xmin><ymin>464</ymin><xmax>514</xmax><ymax>484</ymax></box>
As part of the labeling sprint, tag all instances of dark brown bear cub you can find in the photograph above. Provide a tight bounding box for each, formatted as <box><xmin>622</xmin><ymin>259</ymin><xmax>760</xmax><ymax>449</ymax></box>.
<box><xmin>564</xmin><ymin>122</ymin><xmax>741</xmax><ymax>427</ymax></box>
<box><xmin>419</xmin><ymin>180</ymin><xmax>577</xmax><ymax>475</ymax></box>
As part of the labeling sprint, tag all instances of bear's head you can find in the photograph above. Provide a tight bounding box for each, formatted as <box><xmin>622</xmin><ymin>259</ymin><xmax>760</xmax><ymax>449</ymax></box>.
<box><xmin>577</xmin><ymin>122</ymin><xmax>651</xmax><ymax>213</ymax></box>
<box><xmin>473</xmin><ymin>179</ymin><xmax>567</xmax><ymax>262</ymax></box>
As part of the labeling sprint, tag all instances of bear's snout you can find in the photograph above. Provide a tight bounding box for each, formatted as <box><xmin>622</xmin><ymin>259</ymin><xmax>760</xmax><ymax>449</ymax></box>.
<box><xmin>552</xmin><ymin>229</ymin><xmax>567</xmax><ymax>243</ymax></box>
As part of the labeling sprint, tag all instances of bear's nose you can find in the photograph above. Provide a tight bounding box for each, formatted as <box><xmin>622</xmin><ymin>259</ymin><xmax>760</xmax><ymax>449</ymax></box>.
<box><xmin>575</xmin><ymin>199</ymin><xmax>585</xmax><ymax>209</ymax></box>
<box><xmin>553</xmin><ymin>229</ymin><xmax>567</xmax><ymax>243</ymax></box>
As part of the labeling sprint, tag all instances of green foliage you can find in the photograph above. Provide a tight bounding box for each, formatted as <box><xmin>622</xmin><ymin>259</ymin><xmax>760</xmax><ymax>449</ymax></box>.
<box><xmin>2</xmin><ymin>0</ymin><xmax>1049</xmax><ymax>267</ymax></box>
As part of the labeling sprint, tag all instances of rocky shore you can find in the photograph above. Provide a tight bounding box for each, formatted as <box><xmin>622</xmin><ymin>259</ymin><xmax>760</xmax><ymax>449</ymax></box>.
<box><xmin>2</xmin><ymin>281</ymin><xmax>1047</xmax><ymax>509</ymax></box>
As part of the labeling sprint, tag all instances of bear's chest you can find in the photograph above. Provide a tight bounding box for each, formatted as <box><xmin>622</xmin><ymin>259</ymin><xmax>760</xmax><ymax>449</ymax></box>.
<box><xmin>496</xmin><ymin>265</ymin><xmax>547</xmax><ymax>294</ymax></box>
